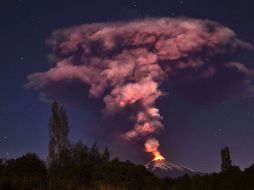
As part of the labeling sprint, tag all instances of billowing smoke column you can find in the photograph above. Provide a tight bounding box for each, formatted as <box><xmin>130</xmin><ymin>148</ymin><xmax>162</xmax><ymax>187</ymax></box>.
<box><xmin>27</xmin><ymin>18</ymin><xmax>253</xmax><ymax>161</ymax></box>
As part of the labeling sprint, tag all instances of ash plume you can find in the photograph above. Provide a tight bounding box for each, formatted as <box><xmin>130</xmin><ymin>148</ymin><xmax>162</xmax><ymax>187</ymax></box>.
<box><xmin>26</xmin><ymin>18</ymin><xmax>254</xmax><ymax>160</ymax></box>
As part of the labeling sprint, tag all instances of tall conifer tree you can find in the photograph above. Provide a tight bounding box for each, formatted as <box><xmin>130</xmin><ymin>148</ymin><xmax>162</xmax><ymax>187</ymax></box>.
<box><xmin>221</xmin><ymin>146</ymin><xmax>232</xmax><ymax>172</ymax></box>
<box><xmin>48</xmin><ymin>101</ymin><xmax>70</xmax><ymax>165</ymax></box>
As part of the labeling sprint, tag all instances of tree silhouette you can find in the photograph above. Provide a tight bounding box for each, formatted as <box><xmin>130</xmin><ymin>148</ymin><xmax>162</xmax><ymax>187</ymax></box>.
<box><xmin>48</xmin><ymin>101</ymin><xmax>70</xmax><ymax>190</ymax></box>
<box><xmin>221</xmin><ymin>146</ymin><xmax>232</xmax><ymax>172</ymax></box>
<box><xmin>0</xmin><ymin>153</ymin><xmax>47</xmax><ymax>190</ymax></box>
<box><xmin>102</xmin><ymin>146</ymin><xmax>110</xmax><ymax>162</ymax></box>
<box><xmin>48</xmin><ymin>101</ymin><xmax>70</xmax><ymax>165</ymax></box>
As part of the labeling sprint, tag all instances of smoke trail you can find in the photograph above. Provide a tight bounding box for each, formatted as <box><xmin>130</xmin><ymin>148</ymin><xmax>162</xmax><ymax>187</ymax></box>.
<box><xmin>26</xmin><ymin>18</ymin><xmax>253</xmax><ymax>160</ymax></box>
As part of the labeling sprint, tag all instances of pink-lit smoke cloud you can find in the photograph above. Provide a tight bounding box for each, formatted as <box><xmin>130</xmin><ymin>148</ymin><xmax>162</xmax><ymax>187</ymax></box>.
<box><xmin>26</xmin><ymin>18</ymin><xmax>254</xmax><ymax>158</ymax></box>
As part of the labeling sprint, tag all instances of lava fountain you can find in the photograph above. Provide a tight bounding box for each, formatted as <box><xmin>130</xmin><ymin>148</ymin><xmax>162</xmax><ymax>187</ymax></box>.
<box><xmin>145</xmin><ymin>138</ymin><xmax>165</xmax><ymax>161</ymax></box>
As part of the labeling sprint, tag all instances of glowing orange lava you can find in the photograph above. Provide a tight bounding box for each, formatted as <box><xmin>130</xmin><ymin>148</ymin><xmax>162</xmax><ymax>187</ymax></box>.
<box><xmin>145</xmin><ymin>138</ymin><xmax>165</xmax><ymax>161</ymax></box>
<box><xmin>153</xmin><ymin>151</ymin><xmax>165</xmax><ymax>161</ymax></box>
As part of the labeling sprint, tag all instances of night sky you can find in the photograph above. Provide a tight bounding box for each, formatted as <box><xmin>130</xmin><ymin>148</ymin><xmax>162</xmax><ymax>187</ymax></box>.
<box><xmin>1</xmin><ymin>0</ymin><xmax>254</xmax><ymax>173</ymax></box>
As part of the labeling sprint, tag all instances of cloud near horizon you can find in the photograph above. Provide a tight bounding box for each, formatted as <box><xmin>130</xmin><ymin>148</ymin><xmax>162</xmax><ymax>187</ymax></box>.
<box><xmin>26</xmin><ymin>17</ymin><xmax>254</xmax><ymax>159</ymax></box>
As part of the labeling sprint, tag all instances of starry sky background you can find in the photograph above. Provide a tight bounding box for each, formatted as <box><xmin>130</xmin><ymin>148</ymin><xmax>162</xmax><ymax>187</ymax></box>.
<box><xmin>1</xmin><ymin>0</ymin><xmax>254</xmax><ymax>173</ymax></box>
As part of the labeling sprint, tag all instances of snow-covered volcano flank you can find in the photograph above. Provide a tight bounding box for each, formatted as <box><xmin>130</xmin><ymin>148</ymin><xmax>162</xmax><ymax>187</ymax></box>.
<box><xmin>145</xmin><ymin>159</ymin><xmax>200</xmax><ymax>178</ymax></box>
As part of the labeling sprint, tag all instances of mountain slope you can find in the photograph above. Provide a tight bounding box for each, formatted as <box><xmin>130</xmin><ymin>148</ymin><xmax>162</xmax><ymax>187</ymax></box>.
<box><xmin>145</xmin><ymin>159</ymin><xmax>200</xmax><ymax>178</ymax></box>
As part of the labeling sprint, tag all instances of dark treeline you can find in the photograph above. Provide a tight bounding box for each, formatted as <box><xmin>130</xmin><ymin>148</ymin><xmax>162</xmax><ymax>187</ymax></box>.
<box><xmin>0</xmin><ymin>102</ymin><xmax>254</xmax><ymax>190</ymax></box>
<box><xmin>0</xmin><ymin>144</ymin><xmax>159</xmax><ymax>190</ymax></box>
<box><xmin>1</xmin><ymin>150</ymin><xmax>254</xmax><ymax>190</ymax></box>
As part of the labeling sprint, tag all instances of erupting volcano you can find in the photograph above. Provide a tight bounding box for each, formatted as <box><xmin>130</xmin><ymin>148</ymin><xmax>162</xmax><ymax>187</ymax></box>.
<box><xmin>27</xmin><ymin>17</ymin><xmax>254</xmax><ymax>173</ymax></box>
<box><xmin>145</xmin><ymin>158</ymin><xmax>199</xmax><ymax>178</ymax></box>
<box><xmin>144</xmin><ymin>138</ymin><xmax>199</xmax><ymax>178</ymax></box>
